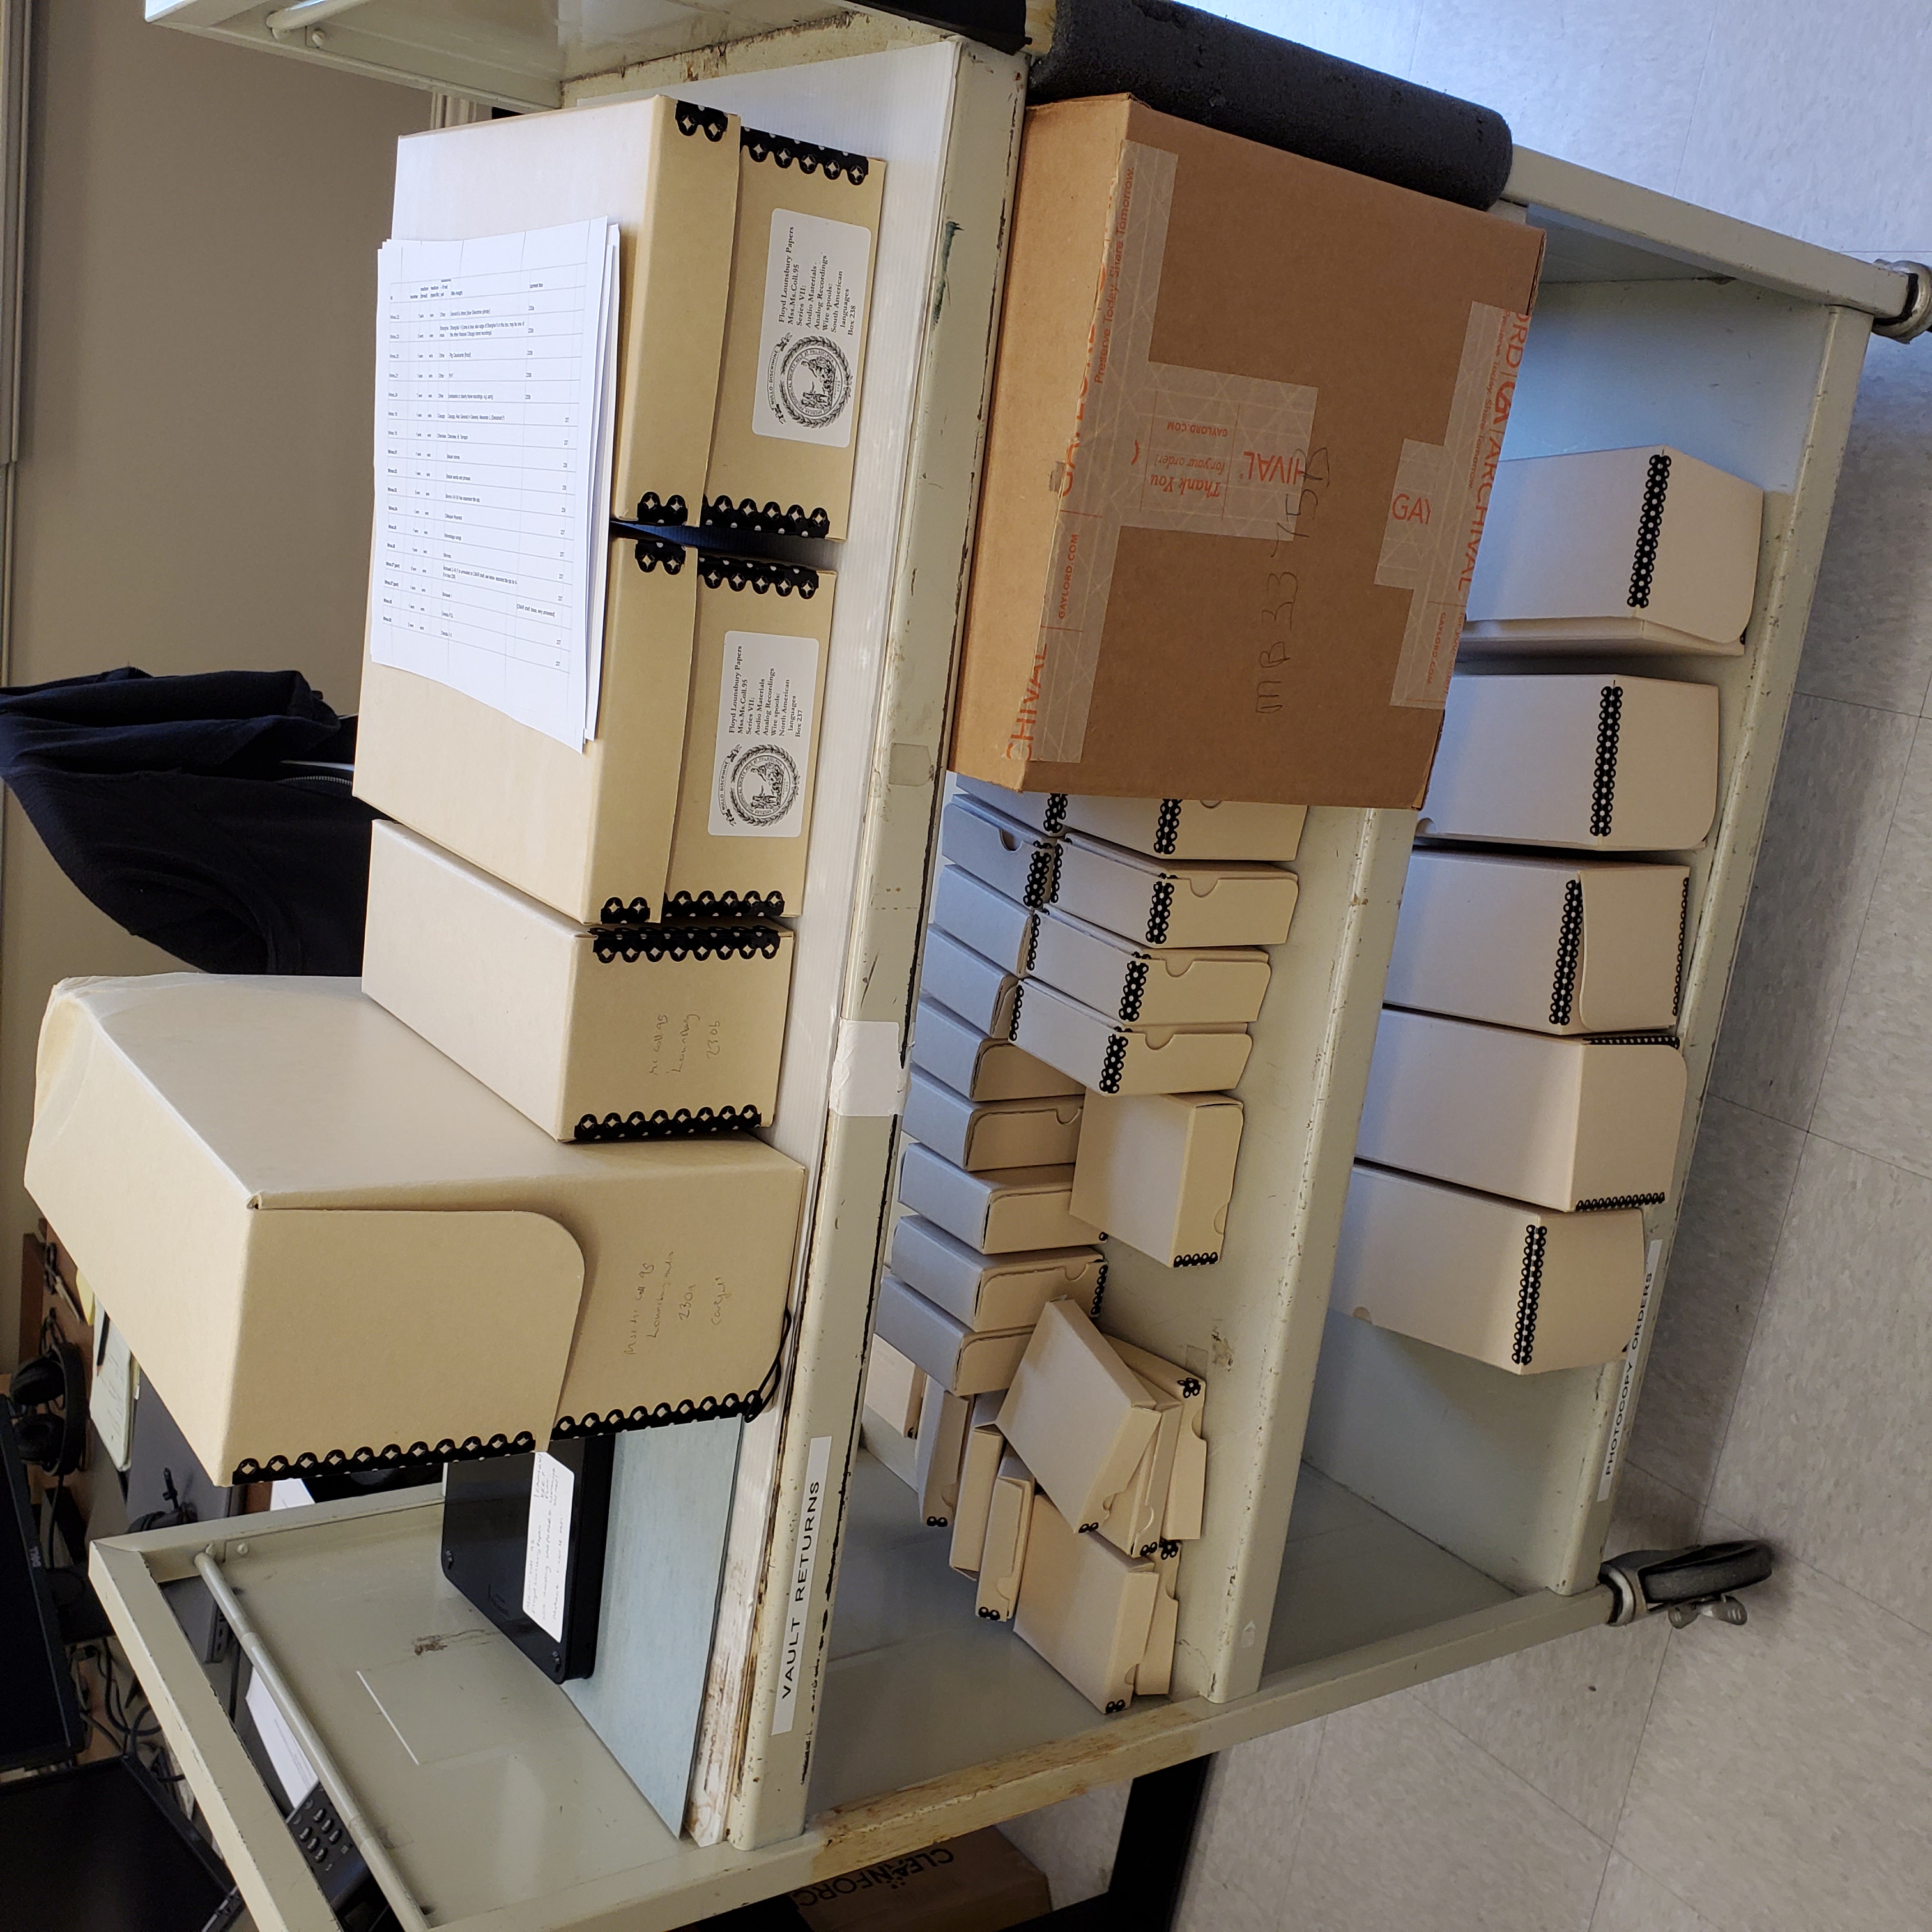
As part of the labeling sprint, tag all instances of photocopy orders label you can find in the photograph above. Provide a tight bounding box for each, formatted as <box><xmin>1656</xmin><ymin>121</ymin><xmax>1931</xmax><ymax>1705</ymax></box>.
<box><xmin>521</xmin><ymin>1451</ymin><xmax>575</xmax><ymax>1643</ymax></box>
<box><xmin>711</xmin><ymin>629</ymin><xmax>819</xmax><ymax>838</ymax></box>
<box><xmin>773</xmin><ymin>1433</ymin><xmax>834</xmax><ymax>1735</ymax></box>
<box><xmin>755</xmin><ymin>210</ymin><xmax>871</xmax><ymax>448</ymax></box>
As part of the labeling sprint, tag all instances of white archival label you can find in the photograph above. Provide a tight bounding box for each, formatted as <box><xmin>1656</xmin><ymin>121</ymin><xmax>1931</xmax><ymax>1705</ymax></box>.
<box><xmin>772</xmin><ymin>1433</ymin><xmax>834</xmax><ymax>1735</ymax></box>
<box><xmin>521</xmin><ymin>1450</ymin><xmax>575</xmax><ymax>1643</ymax></box>
<box><xmin>371</xmin><ymin>217</ymin><xmax>620</xmax><ymax>749</ymax></box>
<box><xmin>245</xmin><ymin>1671</ymin><xmax>319</xmax><ymax>1811</ymax></box>
<box><xmin>753</xmin><ymin>209</ymin><xmax>871</xmax><ymax>448</ymax></box>
<box><xmin>710</xmin><ymin>629</ymin><xmax>820</xmax><ymax>838</ymax></box>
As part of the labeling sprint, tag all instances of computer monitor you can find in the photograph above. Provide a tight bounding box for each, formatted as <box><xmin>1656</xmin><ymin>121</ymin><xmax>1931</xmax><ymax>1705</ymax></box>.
<box><xmin>0</xmin><ymin>1393</ymin><xmax>84</xmax><ymax>1772</ymax></box>
<box><xmin>0</xmin><ymin>1756</ymin><xmax>231</xmax><ymax>1931</ymax></box>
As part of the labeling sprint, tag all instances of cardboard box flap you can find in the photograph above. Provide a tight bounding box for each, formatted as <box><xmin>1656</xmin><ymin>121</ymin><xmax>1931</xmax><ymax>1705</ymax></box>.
<box><xmin>976</xmin><ymin>1450</ymin><xmax>1035</xmax><ymax>1621</ymax></box>
<box><xmin>949</xmin><ymin>1404</ymin><xmax>1008</xmax><ymax>1576</ymax></box>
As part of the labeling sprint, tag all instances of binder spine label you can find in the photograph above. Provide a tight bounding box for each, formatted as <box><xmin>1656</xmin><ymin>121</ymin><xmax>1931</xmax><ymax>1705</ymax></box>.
<box><xmin>751</xmin><ymin>208</ymin><xmax>871</xmax><ymax>450</ymax></box>
<box><xmin>710</xmin><ymin>629</ymin><xmax>820</xmax><ymax>839</ymax></box>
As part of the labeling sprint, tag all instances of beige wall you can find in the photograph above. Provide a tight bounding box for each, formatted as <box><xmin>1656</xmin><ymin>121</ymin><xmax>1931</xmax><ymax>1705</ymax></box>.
<box><xmin>0</xmin><ymin>2</ymin><xmax>422</xmax><ymax>1356</ymax></box>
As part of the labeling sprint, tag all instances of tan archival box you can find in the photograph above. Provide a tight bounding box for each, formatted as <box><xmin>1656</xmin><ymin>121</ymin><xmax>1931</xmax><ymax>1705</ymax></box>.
<box><xmin>1335</xmin><ymin>1164</ymin><xmax>1646</xmax><ymax>1374</ymax></box>
<box><xmin>930</xmin><ymin>864</ymin><xmax>1038</xmax><ymax>977</ymax></box>
<box><xmin>1462</xmin><ymin>446</ymin><xmax>1763</xmax><ymax>655</ymax></box>
<box><xmin>1015</xmin><ymin>979</ymin><xmax>1253</xmax><ymax>1097</ymax></box>
<box><xmin>1419</xmin><ymin>674</ymin><xmax>1720</xmax><ymax>852</ymax></box>
<box><xmin>910</xmin><ymin>999</ymin><xmax>1081</xmax><ymax>1103</ymax></box>
<box><xmin>1386</xmin><ymin>850</ymin><xmax>1689</xmax><ymax>1036</ymax></box>
<box><xmin>1013</xmin><ymin>1497</ymin><xmax>1158</xmax><ymax>1713</ymax></box>
<box><xmin>940</xmin><ymin>793</ymin><xmax>1063</xmax><ymax>910</ymax></box>
<box><xmin>919</xmin><ymin>930</ymin><xmax>1020</xmax><ymax>1042</ymax></box>
<box><xmin>997</xmin><ymin>1300</ymin><xmax>1157</xmax><ymax>1530</ymax></box>
<box><xmin>903</xmin><ymin>1073</ymin><xmax>1082</xmax><ymax>1173</ymax></box>
<box><xmin>976</xmin><ymin>1452</ymin><xmax>1035</xmax><ymax>1621</ymax></box>
<box><xmin>1030</xmin><ymin>908</ymin><xmax>1270</xmax><ymax>1027</ymax></box>
<box><xmin>706</xmin><ymin>130</ymin><xmax>885</xmax><ymax>540</ymax></box>
<box><xmin>1053</xmin><ymin>834</ymin><xmax>1297</xmax><ymax>949</ymax></box>
<box><xmin>355</xmin><ymin>97</ymin><xmax>740</xmax><ymax>928</ymax></box>
<box><xmin>24</xmin><ymin>976</ymin><xmax>805</xmax><ymax>1483</ymax></box>
<box><xmin>952</xmin><ymin>96</ymin><xmax>1544</xmax><ymax>806</ymax></box>
<box><xmin>873</xmin><ymin>1275</ymin><xmax>1031</xmax><ymax>1399</ymax></box>
<box><xmin>663</xmin><ymin>571</ymin><xmax>836</xmax><ymax>918</ymax></box>
<box><xmin>957</xmin><ymin>780</ymin><xmax>1305</xmax><ymax>862</ymax></box>
<box><xmin>914</xmin><ymin>1381</ymin><xmax>970</xmax><ymax>1527</ymax></box>
<box><xmin>1112</xmin><ymin>1340</ymin><xmax>1206</xmax><ymax>1542</ymax></box>
<box><xmin>887</xmin><ymin>1216</ymin><xmax>1104</xmax><ymax>1333</ymax></box>
<box><xmin>363</xmin><ymin>824</ymin><xmax>793</xmax><ymax>1140</ymax></box>
<box><xmin>865</xmin><ymin>1335</ymin><xmax>924</xmax><ymax>1439</ymax></box>
<box><xmin>1357</xmin><ymin>1008</ymin><xmax>1687</xmax><ymax>1213</ymax></box>
<box><xmin>898</xmin><ymin>1146</ymin><xmax>1101</xmax><ymax>1255</ymax></box>
<box><xmin>1072</xmin><ymin>1092</ymin><xmax>1245</xmax><ymax>1268</ymax></box>
<box><xmin>949</xmin><ymin>1399</ymin><xmax>1007</xmax><ymax>1575</ymax></box>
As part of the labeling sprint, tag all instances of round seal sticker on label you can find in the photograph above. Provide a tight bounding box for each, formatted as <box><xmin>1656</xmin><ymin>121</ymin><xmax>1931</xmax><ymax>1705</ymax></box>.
<box><xmin>720</xmin><ymin>742</ymin><xmax>802</xmax><ymax>832</ymax></box>
<box><xmin>767</xmin><ymin>332</ymin><xmax>852</xmax><ymax>433</ymax></box>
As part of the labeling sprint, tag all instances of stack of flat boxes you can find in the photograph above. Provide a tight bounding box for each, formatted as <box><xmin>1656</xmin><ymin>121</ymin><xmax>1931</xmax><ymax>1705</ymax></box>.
<box><xmin>1332</xmin><ymin>446</ymin><xmax>1756</xmax><ymax>1375</ymax></box>
<box><xmin>866</xmin><ymin>779</ymin><xmax>1300</xmax><ymax>1710</ymax></box>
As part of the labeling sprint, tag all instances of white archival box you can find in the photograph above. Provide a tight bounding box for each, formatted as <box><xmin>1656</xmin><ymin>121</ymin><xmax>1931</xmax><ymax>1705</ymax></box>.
<box><xmin>887</xmin><ymin>1215</ymin><xmax>1105</xmax><ymax>1332</ymax></box>
<box><xmin>1384</xmin><ymin>849</ymin><xmax>1688</xmax><ymax>1036</ymax></box>
<box><xmin>1419</xmin><ymin>673</ymin><xmax>1719</xmax><ymax>853</ymax></box>
<box><xmin>1462</xmin><ymin>445</ymin><xmax>1763</xmax><ymax>654</ymax></box>
<box><xmin>1333</xmin><ymin>1163</ymin><xmax>1648</xmax><ymax>1374</ymax></box>
<box><xmin>1013</xmin><ymin>979</ymin><xmax>1253</xmax><ymax>1097</ymax></box>
<box><xmin>1356</xmin><ymin>1008</ymin><xmax>1687</xmax><ymax>1213</ymax></box>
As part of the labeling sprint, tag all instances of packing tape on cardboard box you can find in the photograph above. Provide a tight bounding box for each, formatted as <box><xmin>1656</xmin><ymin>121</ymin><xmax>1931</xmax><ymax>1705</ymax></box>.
<box><xmin>829</xmin><ymin>1018</ymin><xmax>908</xmax><ymax>1119</ymax></box>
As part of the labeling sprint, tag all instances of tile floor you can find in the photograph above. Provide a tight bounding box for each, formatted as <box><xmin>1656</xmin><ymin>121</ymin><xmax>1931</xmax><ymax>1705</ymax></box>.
<box><xmin>1001</xmin><ymin>6</ymin><xmax>1932</xmax><ymax>1925</ymax></box>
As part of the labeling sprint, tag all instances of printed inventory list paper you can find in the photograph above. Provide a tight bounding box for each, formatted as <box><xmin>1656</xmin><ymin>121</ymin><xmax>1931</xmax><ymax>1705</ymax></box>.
<box><xmin>371</xmin><ymin>219</ymin><xmax>620</xmax><ymax>748</ymax></box>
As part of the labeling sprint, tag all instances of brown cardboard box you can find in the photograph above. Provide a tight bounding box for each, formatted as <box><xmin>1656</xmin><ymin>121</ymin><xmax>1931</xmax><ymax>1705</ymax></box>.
<box><xmin>662</xmin><ymin>571</ymin><xmax>836</xmax><ymax>918</ymax></box>
<box><xmin>707</xmin><ymin>132</ymin><xmax>885</xmax><ymax>543</ymax></box>
<box><xmin>1031</xmin><ymin>908</ymin><xmax>1271</xmax><ymax>1027</ymax></box>
<box><xmin>1052</xmin><ymin>834</ymin><xmax>1298</xmax><ymax>949</ymax></box>
<box><xmin>1357</xmin><ymin>1008</ymin><xmax>1687</xmax><ymax>1212</ymax></box>
<box><xmin>1334</xmin><ymin>1163</ymin><xmax>1646</xmax><ymax>1374</ymax></box>
<box><xmin>356</xmin><ymin>98</ymin><xmax>740</xmax><ymax>928</ymax></box>
<box><xmin>958</xmin><ymin>779</ymin><xmax>1305</xmax><ymax>861</ymax></box>
<box><xmin>919</xmin><ymin>931</ymin><xmax>1022</xmax><ymax>1042</ymax></box>
<box><xmin>24</xmin><ymin>976</ymin><xmax>804</xmax><ymax>1483</ymax></box>
<box><xmin>898</xmin><ymin>1146</ymin><xmax>1101</xmax><ymax>1255</ymax></box>
<box><xmin>903</xmin><ymin>1073</ymin><xmax>1083</xmax><ymax>1173</ymax></box>
<box><xmin>1013</xmin><ymin>1496</ymin><xmax>1158</xmax><ymax>1713</ymax></box>
<box><xmin>888</xmin><ymin>1216</ymin><xmax>1104</xmax><ymax>1333</ymax></box>
<box><xmin>362</xmin><ymin>824</ymin><xmax>793</xmax><ymax>1140</ymax></box>
<box><xmin>1462</xmin><ymin>446</ymin><xmax>1763</xmax><ymax>655</ymax></box>
<box><xmin>953</xmin><ymin>96</ymin><xmax>1543</xmax><ymax>806</ymax></box>
<box><xmin>1072</xmin><ymin>1092</ymin><xmax>1245</xmax><ymax>1268</ymax></box>
<box><xmin>910</xmin><ymin>999</ymin><xmax>1082</xmax><ymax>1104</ymax></box>
<box><xmin>874</xmin><ymin>1275</ymin><xmax>1031</xmax><ymax>1399</ymax></box>
<box><xmin>786</xmin><ymin>1828</ymin><xmax>1051</xmax><ymax>1932</ymax></box>
<box><xmin>1418</xmin><ymin>673</ymin><xmax>1720</xmax><ymax>852</ymax></box>
<box><xmin>930</xmin><ymin>864</ymin><xmax>1038</xmax><ymax>977</ymax></box>
<box><xmin>1385</xmin><ymin>850</ymin><xmax>1689</xmax><ymax>1036</ymax></box>
<box><xmin>1014</xmin><ymin>979</ymin><xmax>1253</xmax><ymax>1097</ymax></box>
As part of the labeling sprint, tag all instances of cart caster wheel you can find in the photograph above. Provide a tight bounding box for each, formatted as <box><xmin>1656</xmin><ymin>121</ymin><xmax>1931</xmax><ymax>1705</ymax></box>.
<box><xmin>1602</xmin><ymin>1540</ymin><xmax>1773</xmax><ymax>1628</ymax></box>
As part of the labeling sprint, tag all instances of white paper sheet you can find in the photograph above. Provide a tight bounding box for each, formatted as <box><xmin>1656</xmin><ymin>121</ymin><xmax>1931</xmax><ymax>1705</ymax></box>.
<box><xmin>371</xmin><ymin>218</ymin><xmax>620</xmax><ymax>747</ymax></box>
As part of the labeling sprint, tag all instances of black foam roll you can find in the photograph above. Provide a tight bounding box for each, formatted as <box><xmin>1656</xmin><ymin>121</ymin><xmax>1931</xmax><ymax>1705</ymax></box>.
<box><xmin>1027</xmin><ymin>0</ymin><xmax>1514</xmax><ymax>211</ymax></box>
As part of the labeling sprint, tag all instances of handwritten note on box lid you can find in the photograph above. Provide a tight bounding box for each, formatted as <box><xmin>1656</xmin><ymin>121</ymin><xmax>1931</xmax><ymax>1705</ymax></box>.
<box><xmin>910</xmin><ymin>998</ymin><xmax>1081</xmax><ymax>1102</ymax></box>
<box><xmin>941</xmin><ymin>793</ymin><xmax>1063</xmax><ymax>909</ymax></box>
<box><xmin>903</xmin><ymin>1072</ymin><xmax>1082</xmax><ymax>1173</ymax></box>
<box><xmin>1031</xmin><ymin>906</ymin><xmax>1271</xmax><ymax>1027</ymax></box>
<box><xmin>888</xmin><ymin>1215</ymin><xmax>1104</xmax><ymax>1332</ymax></box>
<box><xmin>930</xmin><ymin>863</ymin><xmax>1038</xmax><ymax>977</ymax></box>
<box><xmin>996</xmin><ymin>1298</ymin><xmax>1158</xmax><ymax>1529</ymax></box>
<box><xmin>1052</xmin><ymin>833</ymin><xmax>1297</xmax><ymax>948</ymax></box>
<box><xmin>1014</xmin><ymin>978</ymin><xmax>1253</xmax><ymax>1097</ymax></box>
<box><xmin>897</xmin><ymin>1144</ymin><xmax>1101</xmax><ymax>1255</ymax></box>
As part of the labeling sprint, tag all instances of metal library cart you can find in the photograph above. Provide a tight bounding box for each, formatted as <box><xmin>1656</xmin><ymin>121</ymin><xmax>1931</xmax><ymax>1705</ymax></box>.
<box><xmin>100</xmin><ymin>6</ymin><xmax>1932</xmax><ymax>1929</ymax></box>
